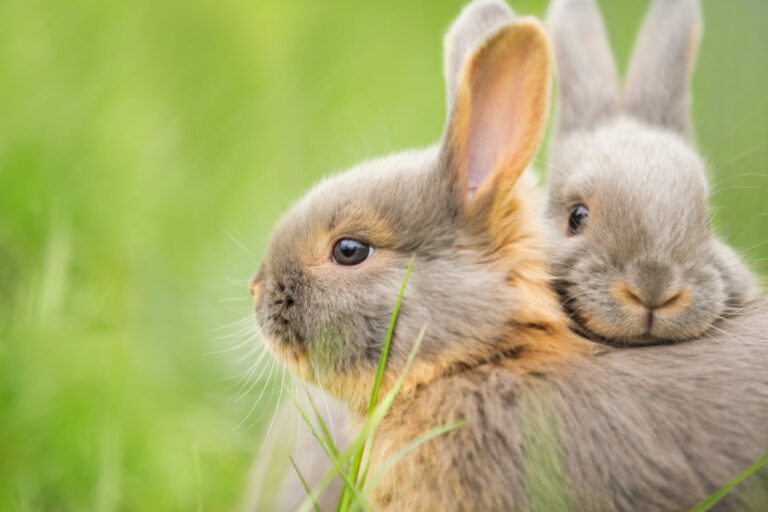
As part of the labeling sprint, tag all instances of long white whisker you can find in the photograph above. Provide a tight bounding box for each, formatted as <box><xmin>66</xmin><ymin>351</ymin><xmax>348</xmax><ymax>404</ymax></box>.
<box><xmin>232</xmin><ymin>350</ymin><xmax>274</xmax><ymax>401</ymax></box>
<box><xmin>207</xmin><ymin>332</ymin><xmax>259</xmax><ymax>355</ymax></box>
<box><xmin>253</xmin><ymin>364</ymin><xmax>288</xmax><ymax>459</ymax></box>
<box><xmin>207</xmin><ymin>316</ymin><xmax>252</xmax><ymax>334</ymax></box>
<box><xmin>227</xmin><ymin>358</ymin><xmax>277</xmax><ymax>435</ymax></box>
<box><xmin>224</xmin><ymin>229</ymin><xmax>256</xmax><ymax>257</ymax></box>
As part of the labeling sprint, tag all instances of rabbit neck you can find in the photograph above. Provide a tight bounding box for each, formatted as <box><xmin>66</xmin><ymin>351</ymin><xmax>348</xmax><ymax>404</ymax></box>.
<box><xmin>338</xmin><ymin>172</ymin><xmax>595</xmax><ymax>416</ymax></box>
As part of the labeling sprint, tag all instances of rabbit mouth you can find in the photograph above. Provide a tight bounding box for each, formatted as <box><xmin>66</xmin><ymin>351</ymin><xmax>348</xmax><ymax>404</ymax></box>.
<box><xmin>570</xmin><ymin>307</ymin><xmax>709</xmax><ymax>347</ymax></box>
<box><xmin>558</xmin><ymin>292</ymin><xmax>677</xmax><ymax>346</ymax></box>
<box><xmin>569</xmin><ymin>318</ymin><xmax>686</xmax><ymax>348</ymax></box>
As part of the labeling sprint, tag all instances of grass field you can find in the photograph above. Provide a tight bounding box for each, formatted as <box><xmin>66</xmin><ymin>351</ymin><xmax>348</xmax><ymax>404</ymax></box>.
<box><xmin>0</xmin><ymin>0</ymin><xmax>766</xmax><ymax>510</ymax></box>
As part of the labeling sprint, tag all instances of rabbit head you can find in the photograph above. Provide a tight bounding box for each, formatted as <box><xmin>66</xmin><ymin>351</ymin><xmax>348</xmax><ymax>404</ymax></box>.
<box><xmin>251</xmin><ymin>1</ymin><xmax>570</xmax><ymax>410</ymax></box>
<box><xmin>546</xmin><ymin>0</ymin><xmax>755</xmax><ymax>346</ymax></box>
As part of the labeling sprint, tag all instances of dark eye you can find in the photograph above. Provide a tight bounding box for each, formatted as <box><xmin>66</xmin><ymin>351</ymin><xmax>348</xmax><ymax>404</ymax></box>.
<box><xmin>332</xmin><ymin>239</ymin><xmax>373</xmax><ymax>266</ymax></box>
<box><xmin>568</xmin><ymin>204</ymin><xmax>589</xmax><ymax>235</ymax></box>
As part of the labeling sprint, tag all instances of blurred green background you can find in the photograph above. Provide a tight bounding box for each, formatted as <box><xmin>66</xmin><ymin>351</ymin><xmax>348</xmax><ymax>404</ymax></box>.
<box><xmin>0</xmin><ymin>0</ymin><xmax>765</xmax><ymax>510</ymax></box>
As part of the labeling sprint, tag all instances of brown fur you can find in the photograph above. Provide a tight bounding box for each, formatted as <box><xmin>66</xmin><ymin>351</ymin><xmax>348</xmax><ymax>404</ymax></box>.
<box><xmin>255</xmin><ymin>2</ymin><xmax>768</xmax><ymax>510</ymax></box>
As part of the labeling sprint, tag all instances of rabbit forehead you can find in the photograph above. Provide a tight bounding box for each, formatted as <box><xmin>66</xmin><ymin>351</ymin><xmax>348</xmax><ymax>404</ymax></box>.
<box><xmin>561</xmin><ymin>119</ymin><xmax>707</xmax><ymax>192</ymax></box>
<box><xmin>553</xmin><ymin>120</ymin><xmax>711</xmax><ymax>255</ymax></box>
<box><xmin>563</xmin><ymin>121</ymin><xmax>706</xmax><ymax>205</ymax></box>
<box><xmin>266</xmin><ymin>146</ymin><xmax>449</xmax><ymax>265</ymax></box>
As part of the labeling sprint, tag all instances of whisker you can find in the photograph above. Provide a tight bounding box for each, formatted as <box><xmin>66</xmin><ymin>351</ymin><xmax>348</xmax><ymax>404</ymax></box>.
<box><xmin>206</xmin><ymin>332</ymin><xmax>259</xmax><ymax>355</ymax></box>
<box><xmin>227</xmin><ymin>359</ymin><xmax>278</xmax><ymax>435</ymax></box>
<box><xmin>214</xmin><ymin>322</ymin><xmax>259</xmax><ymax>341</ymax></box>
<box><xmin>206</xmin><ymin>315</ymin><xmax>252</xmax><ymax>334</ymax></box>
<box><xmin>224</xmin><ymin>229</ymin><xmax>256</xmax><ymax>257</ymax></box>
<box><xmin>231</xmin><ymin>350</ymin><xmax>274</xmax><ymax>402</ymax></box>
<box><xmin>226</xmin><ymin>277</ymin><xmax>250</xmax><ymax>288</ymax></box>
<box><xmin>310</xmin><ymin>359</ymin><xmax>337</xmax><ymax>443</ymax></box>
<box><xmin>219</xmin><ymin>296</ymin><xmax>251</xmax><ymax>303</ymax></box>
<box><xmin>252</xmin><ymin>364</ymin><xmax>289</xmax><ymax>458</ymax></box>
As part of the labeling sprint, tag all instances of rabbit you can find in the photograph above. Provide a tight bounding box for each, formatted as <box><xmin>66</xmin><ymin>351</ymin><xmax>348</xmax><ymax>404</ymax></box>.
<box><xmin>259</xmin><ymin>2</ymin><xmax>523</xmax><ymax>509</ymax></box>
<box><xmin>546</xmin><ymin>0</ymin><xmax>757</xmax><ymax>346</ymax></box>
<box><xmin>250</xmin><ymin>1</ymin><xmax>768</xmax><ymax>510</ymax></box>
<box><xmin>261</xmin><ymin>2</ymin><xmax>522</xmax><ymax>508</ymax></box>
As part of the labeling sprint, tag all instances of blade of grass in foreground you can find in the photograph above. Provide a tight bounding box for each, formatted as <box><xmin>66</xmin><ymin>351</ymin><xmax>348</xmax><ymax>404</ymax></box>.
<box><xmin>338</xmin><ymin>256</ymin><xmax>415</xmax><ymax>511</ymax></box>
<box><xmin>688</xmin><ymin>453</ymin><xmax>768</xmax><ymax>512</ymax></box>
<box><xmin>289</xmin><ymin>456</ymin><xmax>322</xmax><ymax>512</ymax></box>
<box><xmin>290</xmin><ymin>395</ymin><xmax>375</xmax><ymax>512</ymax></box>
<box><xmin>355</xmin><ymin>418</ymin><xmax>467</xmax><ymax>511</ymax></box>
<box><xmin>355</xmin><ymin>324</ymin><xmax>428</xmax><ymax>489</ymax></box>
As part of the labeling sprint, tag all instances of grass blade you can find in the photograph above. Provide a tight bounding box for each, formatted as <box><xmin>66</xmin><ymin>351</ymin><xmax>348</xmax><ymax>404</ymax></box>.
<box><xmin>688</xmin><ymin>453</ymin><xmax>768</xmax><ymax>512</ymax></box>
<box><xmin>303</xmin><ymin>385</ymin><xmax>340</xmax><ymax>459</ymax></box>
<box><xmin>355</xmin><ymin>324</ymin><xmax>427</xmax><ymax>491</ymax></box>
<box><xmin>339</xmin><ymin>256</ymin><xmax>415</xmax><ymax>511</ymax></box>
<box><xmin>367</xmin><ymin>255</ymin><xmax>416</xmax><ymax>415</ymax></box>
<box><xmin>289</xmin><ymin>396</ymin><xmax>375</xmax><ymax>512</ymax></box>
<box><xmin>289</xmin><ymin>456</ymin><xmax>323</xmax><ymax>512</ymax></box>
<box><xmin>355</xmin><ymin>419</ymin><xmax>467</xmax><ymax>511</ymax></box>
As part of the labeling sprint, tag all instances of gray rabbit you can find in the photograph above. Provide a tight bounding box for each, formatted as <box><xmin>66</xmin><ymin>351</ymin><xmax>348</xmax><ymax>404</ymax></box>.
<box><xmin>547</xmin><ymin>0</ymin><xmax>756</xmax><ymax>346</ymax></box>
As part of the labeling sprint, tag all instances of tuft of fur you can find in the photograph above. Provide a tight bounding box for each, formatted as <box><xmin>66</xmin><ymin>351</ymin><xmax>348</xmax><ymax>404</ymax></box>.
<box><xmin>547</xmin><ymin>0</ymin><xmax>756</xmax><ymax>345</ymax></box>
<box><xmin>254</xmin><ymin>1</ymin><xmax>768</xmax><ymax>510</ymax></box>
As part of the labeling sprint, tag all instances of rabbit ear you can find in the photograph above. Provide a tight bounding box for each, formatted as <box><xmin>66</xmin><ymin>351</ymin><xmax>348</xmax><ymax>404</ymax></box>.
<box><xmin>441</xmin><ymin>18</ymin><xmax>551</xmax><ymax>209</ymax></box>
<box><xmin>547</xmin><ymin>0</ymin><xmax>620</xmax><ymax>134</ymax></box>
<box><xmin>443</xmin><ymin>0</ymin><xmax>516</xmax><ymax>111</ymax></box>
<box><xmin>624</xmin><ymin>0</ymin><xmax>702</xmax><ymax>137</ymax></box>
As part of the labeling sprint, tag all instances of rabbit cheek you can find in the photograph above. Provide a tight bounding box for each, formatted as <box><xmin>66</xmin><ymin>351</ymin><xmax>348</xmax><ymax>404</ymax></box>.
<box><xmin>653</xmin><ymin>266</ymin><xmax>726</xmax><ymax>339</ymax></box>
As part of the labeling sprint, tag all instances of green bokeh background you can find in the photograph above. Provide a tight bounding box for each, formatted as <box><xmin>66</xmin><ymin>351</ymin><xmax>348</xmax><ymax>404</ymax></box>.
<box><xmin>1</xmin><ymin>0</ymin><xmax>765</xmax><ymax>510</ymax></box>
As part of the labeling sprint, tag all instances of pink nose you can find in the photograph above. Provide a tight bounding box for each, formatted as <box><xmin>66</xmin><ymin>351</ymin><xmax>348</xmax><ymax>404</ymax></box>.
<box><xmin>249</xmin><ymin>279</ymin><xmax>261</xmax><ymax>301</ymax></box>
<box><xmin>613</xmin><ymin>281</ymin><xmax>690</xmax><ymax>312</ymax></box>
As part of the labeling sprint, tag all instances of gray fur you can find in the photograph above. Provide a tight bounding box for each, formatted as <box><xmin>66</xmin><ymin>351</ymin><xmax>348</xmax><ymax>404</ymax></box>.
<box><xmin>548</xmin><ymin>0</ymin><xmax>620</xmax><ymax>133</ymax></box>
<box><xmin>251</xmin><ymin>2</ymin><xmax>768</xmax><ymax>510</ymax></box>
<box><xmin>624</xmin><ymin>0</ymin><xmax>702</xmax><ymax>137</ymax></box>
<box><xmin>374</xmin><ymin>301</ymin><xmax>768</xmax><ymax>511</ymax></box>
<box><xmin>256</xmin><ymin>143</ymin><xmax>521</xmax><ymax>390</ymax></box>
<box><xmin>444</xmin><ymin>0</ymin><xmax>515</xmax><ymax>110</ymax></box>
<box><xmin>547</xmin><ymin>0</ymin><xmax>756</xmax><ymax>345</ymax></box>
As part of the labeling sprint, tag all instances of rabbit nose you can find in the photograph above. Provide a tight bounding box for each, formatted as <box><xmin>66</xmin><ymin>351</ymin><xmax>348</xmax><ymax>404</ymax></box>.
<box><xmin>249</xmin><ymin>266</ymin><xmax>265</xmax><ymax>302</ymax></box>
<box><xmin>613</xmin><ymin>281</ymin><xmax>691</xmax><ymax>312</ymax></box>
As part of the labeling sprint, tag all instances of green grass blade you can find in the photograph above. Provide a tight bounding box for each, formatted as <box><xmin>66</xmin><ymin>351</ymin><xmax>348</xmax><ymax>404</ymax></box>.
<box><xmin>688</xmin><ymin>453</ymin><xmax>768</xmax><ymax>512</ymax></box>
<box><xmin>289</xmin><ymin>456</ymin><xmax>323</xmax><ymax>512</ymax></box>
<box><xmin>297</xmin><ymin>448</ymin><xmax>360</xmax><ymax>512</ymax></box>
<box><xmin>355</xmin><ymin>324</ymin><xmax>427</xmax><ymax>491</ymax></box>
<box><xmin>340</xmin><ymin>256</ymin><xmax>415</xmax><ymax>511</ymax></box>
<box><xmin>302</xmin><ymin>385</ymin><xmax>341</xmax><ymax>459</ymax></box>
<box><xmin>289</xmin><ymin>396</ymin><xmax>375</xmax><ymax>512</ymax></box>
<box><xmin>289</xmin><ymin>394</ymin><xmax>338</xmax><ymax>456</ymax></box>
<box><xmin>355</xmin><ymin>419</ymin><xmax>467</xmax><ymax>512</ymax></box>
<box><xmin>367</xmin><ymin>255</ymin><xmax>416</xmax><ymax>416</ymax></box>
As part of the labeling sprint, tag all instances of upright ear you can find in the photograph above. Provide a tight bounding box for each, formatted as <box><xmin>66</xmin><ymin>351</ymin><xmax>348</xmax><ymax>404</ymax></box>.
<box><xmin>547</xmin><ymin>0</ymin><xmax>620</xmax><ymax>135</ymax></box>
<box><xmin>624</xmin><ymin>0</ymin><xmax>702</xmax><ymax>138</ymax></box>
<box><xmin>441</xmin><ymin>18</ymin><xmax>551</xmax><ymax>210</ymax></box>
<box><xmin>443</xmin><ymin>0</ymin><xmax>516</xmax><ymax>111</ymax></box>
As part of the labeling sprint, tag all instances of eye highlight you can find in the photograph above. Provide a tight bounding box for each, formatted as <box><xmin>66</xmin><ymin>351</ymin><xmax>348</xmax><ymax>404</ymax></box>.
<box><xmin>568</xmin><ymin>204</ymin><xmax>589</xmax><ymax>235</ymax></box>
<box><xmin>332</xmin><ymin>238</ymin><xmax>373</xmax><ymax>266</ymax></box>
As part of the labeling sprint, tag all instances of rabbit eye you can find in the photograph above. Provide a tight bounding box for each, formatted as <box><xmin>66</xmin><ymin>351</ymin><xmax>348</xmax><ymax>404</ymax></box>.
<box><xmin>568</xmin><ymin>204</ymin><xmax>589</xmax><ymax>235</ymax></box>
<box><xmin>332</xmin><ymin>239</ymin><xmax>373</xmax><ymax>266</ymax></box>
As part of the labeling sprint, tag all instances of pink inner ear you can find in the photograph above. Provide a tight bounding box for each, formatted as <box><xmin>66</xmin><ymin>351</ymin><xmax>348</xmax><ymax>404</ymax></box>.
<box><xmin>466</xmin><ymin>56</ymin><xmax>523</xmax><ymax>195</ymax></box>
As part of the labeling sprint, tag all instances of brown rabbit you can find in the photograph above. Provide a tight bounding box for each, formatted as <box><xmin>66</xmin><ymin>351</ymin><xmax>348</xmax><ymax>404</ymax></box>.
<box><xmin>251</xmin><ymin>1</ymin><xmax>768</xmax><ymax>510</ymax></box>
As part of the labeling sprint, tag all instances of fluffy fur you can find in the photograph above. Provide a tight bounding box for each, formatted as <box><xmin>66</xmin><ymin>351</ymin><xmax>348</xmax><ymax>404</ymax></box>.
<box><xmin>253</xmin><ymin>1</ymin><xmax>768</xmax><ymax>510</ymax></box>
<box><xmin>547</xmin><ymin>0</ymin><xmax>756</xmax><ymax>345</ymax></box>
